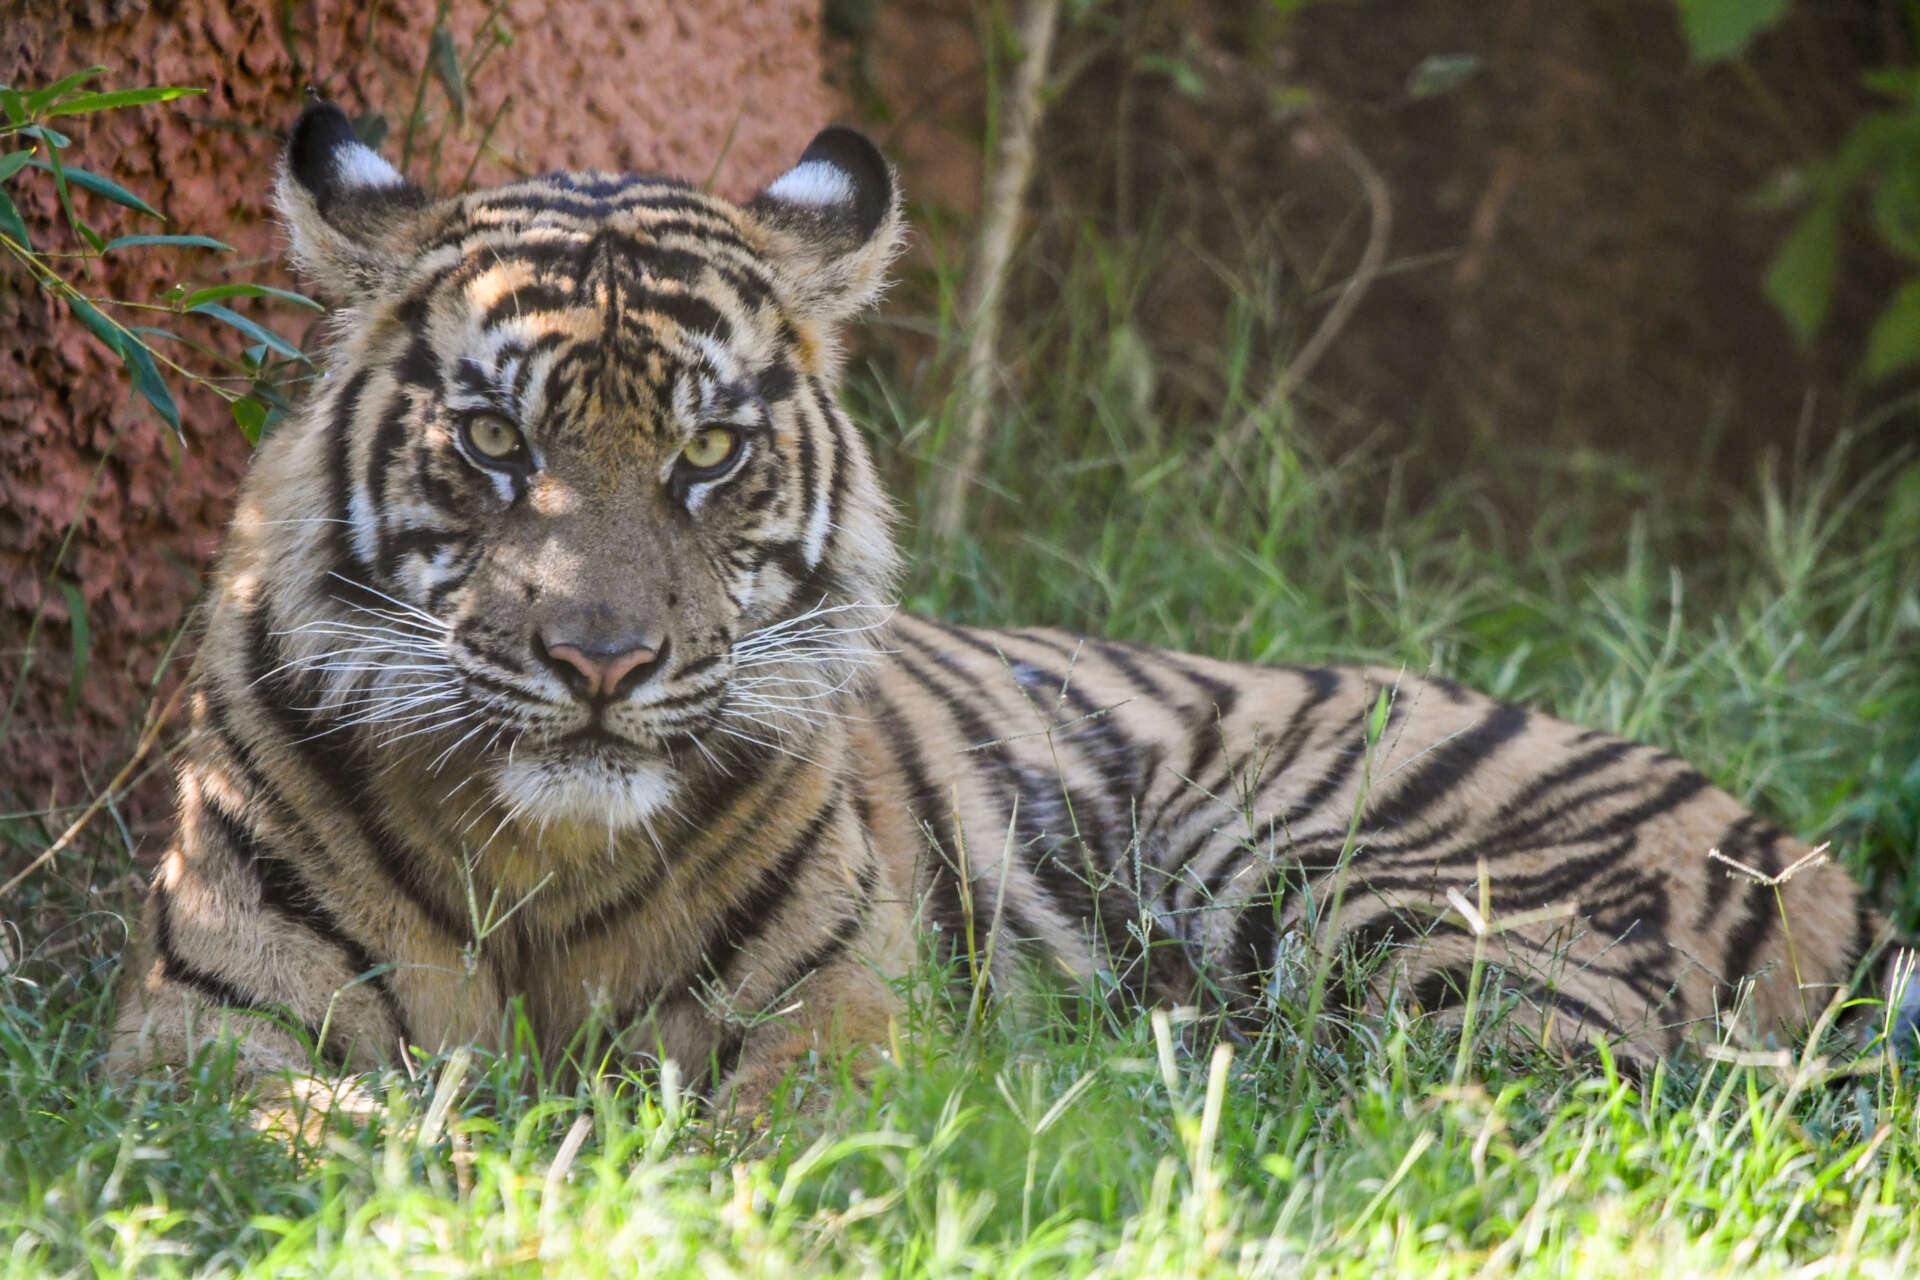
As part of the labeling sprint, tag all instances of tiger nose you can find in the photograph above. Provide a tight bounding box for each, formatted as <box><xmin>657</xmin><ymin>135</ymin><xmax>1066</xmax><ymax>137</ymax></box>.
<box><xmin>536</xmin><ymin>631</ymin><xmax>666</xmax><ymax>702</ymax></box>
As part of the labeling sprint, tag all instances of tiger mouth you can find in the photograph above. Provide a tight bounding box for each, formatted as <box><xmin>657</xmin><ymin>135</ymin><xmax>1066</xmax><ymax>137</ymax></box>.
<box><xmin>557</xmin><ymin>724</ymin><xmax>636</xmax><ymax>750</ymax></box>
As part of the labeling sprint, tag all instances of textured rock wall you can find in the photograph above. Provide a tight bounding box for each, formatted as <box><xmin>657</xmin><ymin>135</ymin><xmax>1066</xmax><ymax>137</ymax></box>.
<box><xmin>2</xmin><ymin>0</ymin><xmax>833</xmax><ymax>826</ymax></box>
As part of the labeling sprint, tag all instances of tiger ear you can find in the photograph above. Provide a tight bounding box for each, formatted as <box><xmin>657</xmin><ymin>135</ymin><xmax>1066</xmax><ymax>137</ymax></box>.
<box><xmin>747</xmin><ymin>127</ymin><xmax>904</xmax><ymax>327</ymax></box>
<box><xmin>275</xmin><ymin>102</ymin><xmax>433</xmax><ymax>300</ymax></box>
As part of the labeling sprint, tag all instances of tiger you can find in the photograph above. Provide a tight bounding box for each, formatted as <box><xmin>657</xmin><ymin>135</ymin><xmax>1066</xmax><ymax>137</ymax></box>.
<box><xmin>110</xmin><ymin>102</ymin><xmax>1902</xmax><ymax>1116</ymax></box>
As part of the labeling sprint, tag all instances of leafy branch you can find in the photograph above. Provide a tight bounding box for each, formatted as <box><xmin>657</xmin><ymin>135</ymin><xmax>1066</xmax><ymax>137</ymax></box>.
<box><xmin>0</xmin><ymin>67</ymin><xmax>319</xmax><ymax>445</ymax></box>
<box><xmin>1674</xmin><ymin>1</ymin><xmax>1920</xmax><ymax>381</ymax></box>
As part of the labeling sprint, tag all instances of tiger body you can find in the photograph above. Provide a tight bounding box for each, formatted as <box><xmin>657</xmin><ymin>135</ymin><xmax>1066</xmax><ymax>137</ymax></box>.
<box><xmin>111</xmin><ymin>107</ymin><xmax>1882</xmax><ymax>1106</ymax></box>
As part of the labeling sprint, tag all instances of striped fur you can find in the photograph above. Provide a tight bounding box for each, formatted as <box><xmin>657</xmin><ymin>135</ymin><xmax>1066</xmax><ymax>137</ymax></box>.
<box><xmin>112</xmin><ymin>107</ymin><xmax>1886</xmax><ymax>1109</ymax></box>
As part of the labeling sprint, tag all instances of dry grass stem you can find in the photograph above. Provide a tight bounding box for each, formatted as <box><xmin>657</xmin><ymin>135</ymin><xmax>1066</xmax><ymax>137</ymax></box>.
<box><xmin>930</xmin><ymin>0</ymin><xmax>1062</xmax><ymax>540</ymax></box>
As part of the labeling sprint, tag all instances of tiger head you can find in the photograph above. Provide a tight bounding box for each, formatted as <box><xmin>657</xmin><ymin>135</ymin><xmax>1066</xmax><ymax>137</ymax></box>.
<box><xmin>248</xmin><ymin>104</ymin><xmax>903</xmax><ymax>835</ymax></box>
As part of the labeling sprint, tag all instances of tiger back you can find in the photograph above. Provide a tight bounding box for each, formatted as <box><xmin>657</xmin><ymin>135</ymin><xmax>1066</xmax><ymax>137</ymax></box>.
<box><xmin>111</xmin><ymin>104</ymin><xmax>1891</xmax><ymax>1111</ymax></box>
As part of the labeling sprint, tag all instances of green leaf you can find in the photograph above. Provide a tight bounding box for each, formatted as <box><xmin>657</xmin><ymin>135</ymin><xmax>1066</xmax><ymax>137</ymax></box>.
<box><xmin>1871</xmin><ymin>141</ymin><xmax>1920</xmax><ymax>260</ymax></box>
<box><xmin>1406</xmin><ymin>53</ymin><xmax>1481</xmax><ymax>100</ymax></box>
<box><xmin>179</xmin><ymin>282</ymin><xmax>323</xmax><ymax>312</ymax></box>
<box><xmin>188</xmin><ymin>302</ymin><xmax>307</xmax><ymax>361</ymax></box>
<box><xmin>428</xmin><ymin>26</ymin><xmax>467</xmax><ymax>124</ymax></box>
<box><xmin>0</xmin><ymin>89</ymin><xmax>25</xmax><ymax>125</ymax></box>
<box><xmin>1865</xmin><ymin>279</ymin><xmax>1920</xmax><ymax>381</ymax></box>
<box><xmin>39</xmin><ymin>85</ymin><xmax>204</xmax><ymax>119</ymax></box>
<box><xmin>1136</xmin><ymin>53</ymin><xmax>1207</xmax><ymax>101</ymax></box>
<box><xmin>0</xmin><ymin>148</ymin><xmax>33</xmax><ymax>182</ymax></box>
<box><xmin>353</xmin><ymin>112</ymin><xmax>389</xmax><ymax>151</ymax></box>
<box><xmin>29</xmin><ymin>159</ymin><xmax>163</xmax><ymax>219</ymax></box>
<box><xmin>25</xmin><ymin>67</ymin><xmax>105</xmax><ymax>114</ymax></box>
<box><xmin>1366</xmin><ymin>688</ymin><xmax>1392</xmax><ymax>746</ymax></box>
<box><xmin>0</xmin><ymin>188</ymin><xmax>28</xmax><ymax>249</ymax></box>
<box><xmin>67</xmin><ymin>293</ymin><xmax>125</xmax><ymax>357</ymax></box>
<box><xmin>231</xmin><ymin>395</ymin><xmax>269</xmax><ymax>446</ymax></box>
<box><xmin>1862</xmin><ymin>67</ymin><xmax>1920</xmax><ymax>103</ymax></box>
<box><xmin>17</xmin><ymin>123</ymin><xmax>70</xmax><ymax>148</ymax></box>
<box><xmin>120</xmin><ymin>335</ymin><xmax>181</xmax><ymax>434</ymax></box>
<box><xmin>35</xmin><ymin>143</ymin><xmax>81</xmax><ymax>244</ymax></box>
<box><xmin>1674</xmin><ymin>0</ymin><xmax>1790</xmax><ymax>63</ymax></box>
<box><xmin>1765</xmin><ymin>199</ymin><xmax>1840</xmax><ymax>344</ymax></box>
<box><xmin>56</xmin><ymin>581</ymin><xmax>91</xmax><ymax>714</ymax></box>
<box><xmin>103</xmin><ymin>233</ymin><xmax>233</xmax><ymax>253</ymax></box>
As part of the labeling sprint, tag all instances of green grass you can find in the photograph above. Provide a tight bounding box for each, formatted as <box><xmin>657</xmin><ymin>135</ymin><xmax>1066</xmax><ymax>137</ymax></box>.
<box><xmin>4</xmin><ymin>212</ymin><xmax>1920</xmax><ymax>1276</ymax></box>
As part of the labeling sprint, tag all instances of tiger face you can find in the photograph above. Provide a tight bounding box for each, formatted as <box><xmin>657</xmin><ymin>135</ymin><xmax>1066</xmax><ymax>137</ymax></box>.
<box><xmin>262</xmin><ymin>107</ymin><xmax>903</xmax><ymax>835</ymax></box>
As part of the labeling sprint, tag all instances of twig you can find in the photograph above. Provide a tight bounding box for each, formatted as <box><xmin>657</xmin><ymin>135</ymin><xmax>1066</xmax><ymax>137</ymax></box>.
<box><xmin>1226</xmin><ymin>113</ymin><xmax>1391</xmax><ymax>455</ymax></box>
<box><xmin>929</xmin><ymin>0</ymin><xmax>1062</xmax><ymax>541</ymax></box>
<box><xmin>0</xmin><ymin>679</ymin><xmax>189</xmax><ymax>902</ymax></box>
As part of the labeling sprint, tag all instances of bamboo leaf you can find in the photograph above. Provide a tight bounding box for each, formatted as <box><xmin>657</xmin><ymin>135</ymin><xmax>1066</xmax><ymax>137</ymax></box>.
<box><xmin>30</xmin><ymin>159</ymin><xmax>163</xmax><ymax>219</ymax></box>
<box><xmin>66</xmin><ymin>293</ymin><xmax>125</xmax><ymax>357</ymax></box>
<box><xmin>231</xmin><ymin>395</ymin><xmax>269</xmax><ymax>446</ymax></box>
<box><xmin>40</xmin><ymin>85</ymin><xmax>204</xmax><ymax>119</ymax></box>
<box><xmin>103</xmin><ymin>233</ymin><xmax>232</xmax><ymax>253</ymax></box>
<box><xmin>121</xmin><ymin>336</ymin><xmax>182</xmax><ymax>435</ymax></box>
<box><xmin>0</xmin><ymin>188</ymin><xmax>29</xmax><ymax>249</ymax></box>
<box><xmin>188</xmin><ymin>301</ymin><xmax>307</xmax><ymax>361</ymax></box>
<box><xmin>179</xmin><ymin>282</ymin><xmax>322</xmax><ymax>311</ymax></box>
<box><xmin>428</xmin><ymin>26</ymin><xmax>467</xmax><ymax>124</ymax></box>
<box><xmin>56</xmin><ymin>581</ymin><xmax>91</xmax><ymax>714</ymax></box>
<box><xmin>25</xmin><ymin>68</ymin><xmax>105</xmax><ymax>113</ymax></box>
<box><xmin>36</xmin><ymin>139</ymin><xmax>80</xmax><ymax>243</ymax></box>
<box><xmin>0</xmin><ymin>148</ymin><xmax>33</xmax><ymax>182</ymax></box>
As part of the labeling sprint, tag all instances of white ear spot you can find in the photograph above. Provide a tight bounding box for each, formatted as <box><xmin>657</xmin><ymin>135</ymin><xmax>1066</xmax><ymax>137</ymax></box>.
<box><xmin>764</xmin><ymin>160</ymin><xmax>853</xmax><ymax>208</ymax></box>
<box><xmin>334</xmin><ymin>142</ymin><xmax>406</xmax><ymax>191</ymax></box>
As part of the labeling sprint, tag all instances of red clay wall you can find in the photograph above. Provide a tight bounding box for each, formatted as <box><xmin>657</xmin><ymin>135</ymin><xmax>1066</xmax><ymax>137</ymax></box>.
<box><xmin>2</xmin><ymin>0</ymin><xmax>833</xmax><ymax>827</ymax></box>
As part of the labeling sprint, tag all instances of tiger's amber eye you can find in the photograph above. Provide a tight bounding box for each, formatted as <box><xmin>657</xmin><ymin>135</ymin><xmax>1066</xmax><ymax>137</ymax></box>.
<box><xmin>681</xmin><ymin>426</ymin><xmax>740</xmax><ymax>472</ymax></box>
<box><xmin>463</xmin><ymin>413</ymin><xmax>523</xmax><ymax>461</ymax></box>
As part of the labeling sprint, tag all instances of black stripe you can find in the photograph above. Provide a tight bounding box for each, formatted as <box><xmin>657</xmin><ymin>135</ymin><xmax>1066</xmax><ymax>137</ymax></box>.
<box><xmin>153</xmin><ymin>882</ymin><xmax>342</xmax><ymax>1068</ymax></box>
<box><xmin>242</xmin><ymin>603</ymin><xmax>474</xmax><ymax>949</ymax></box>
<box><xmin>1359</xmin><ymin>701</ymin><xmax>1532</xmax><ymax>836</ymax></box>
<box><xmin>763</xmin><ymin>895</ymin><xmax>870</xmax><ymax>1004</ymax></box>
<box><xmin>696</xmin><ymin>792</ymin><xmax>842</xmax><ymax>984</ymax></box>
<box><xmin>866</xmin><ymin>686</ymin><xmax>970</xmax><ymax>949</ymax></box>
<box><xmin>1191</xmin><ymin>702</ymin><xmax>1379</xmax><ymax>901</ymax></box>
<box><xmin>364</xmin><ymin>383</ymin><xmax>417</xmax><ymax>571</ymax></box>
<box><xmin>791</xmin><ymin>391</ymin><xmax>820</xmax><ymax>550</ymax></box>
<box><xmin>199</xmin><ymin>793</ymin><xmax>412</xmax><ymax>1045</ymax></box>
<box><xmin>1691</xmin><ymin>814</ymin><xmax>1770</xmax><ymax>933</ymax></box>
<box><xmin>806</xmin><ymin>376</ymin><xmax>848</xmax><ymax>566</ymax></box>
<box><xmin>1157</xmin><ymin>665</ymin><xmax>1342</xmax><ymax>868</ymax></box>
<box><xmin>1154</xmin><ymin>650</ymin><xmax>1247</xmax><ymax>802</ymax></box>
<box><xmin>887</xmin><ymin>641</ymin><xmax>1107</xmax><ymax>949</ymax></box>
<box><xmin>323</xmin><ymin>371</ymin><xmax>380</xmax><ymax>593</ymax></box>
<box><xmin>1405</xmin><ymin>960</ymin><xmax>1628</xmax><ymax>1043</ymax></box>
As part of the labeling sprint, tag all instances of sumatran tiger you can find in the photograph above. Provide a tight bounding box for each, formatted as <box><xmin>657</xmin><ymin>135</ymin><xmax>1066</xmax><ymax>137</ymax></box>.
<box><xmin>109</xmin><ymin>103</ymin><xmax>1903</xmax><ymax>1114</ymax></box>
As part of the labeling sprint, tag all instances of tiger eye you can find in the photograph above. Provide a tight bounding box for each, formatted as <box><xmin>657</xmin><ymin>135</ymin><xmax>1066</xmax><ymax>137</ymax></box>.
<box><xmin>463</xmin><ymin>413</ymin><xmax>523</xmax><ymax>461</ymax></box>
<box><xmin>681</xmin><ymin>426</ymin><xmax>740</xmax><ymax>472</ymax></box>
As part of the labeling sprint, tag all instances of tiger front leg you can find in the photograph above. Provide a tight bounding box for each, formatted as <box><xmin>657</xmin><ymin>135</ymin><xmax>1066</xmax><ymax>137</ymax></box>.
<box><xmin>711</xmin><ymin>951</ymin><xmax>904</xmax><ymax>1123</ymax></box>
<box><xmin>703</xmin><ymin>847</ymin><xmax>916</xmax><ymax>1124</ymax></box>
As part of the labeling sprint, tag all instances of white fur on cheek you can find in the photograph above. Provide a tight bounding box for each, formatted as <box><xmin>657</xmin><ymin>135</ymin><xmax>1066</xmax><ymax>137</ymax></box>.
<box><xmin>334</xmin><ymin>142</ymin><xmax>405</xmax><ymax>190</ymax></box>
<box><xmin>764</xmin><ymin>160</ymin><xmax>852</xmax><ymax>208</ymax></box>
<box><xmin>492</xmin><ymin>756</ymin><xmax>675</xmax><ymax>831</ymax></box>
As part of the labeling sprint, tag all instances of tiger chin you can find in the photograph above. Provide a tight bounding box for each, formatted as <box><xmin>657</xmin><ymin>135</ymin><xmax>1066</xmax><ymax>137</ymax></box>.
<box><xmin>111</xmin><ymin>102</ymin><xmax>1905</xmax><ymax>1121</ymax></box>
